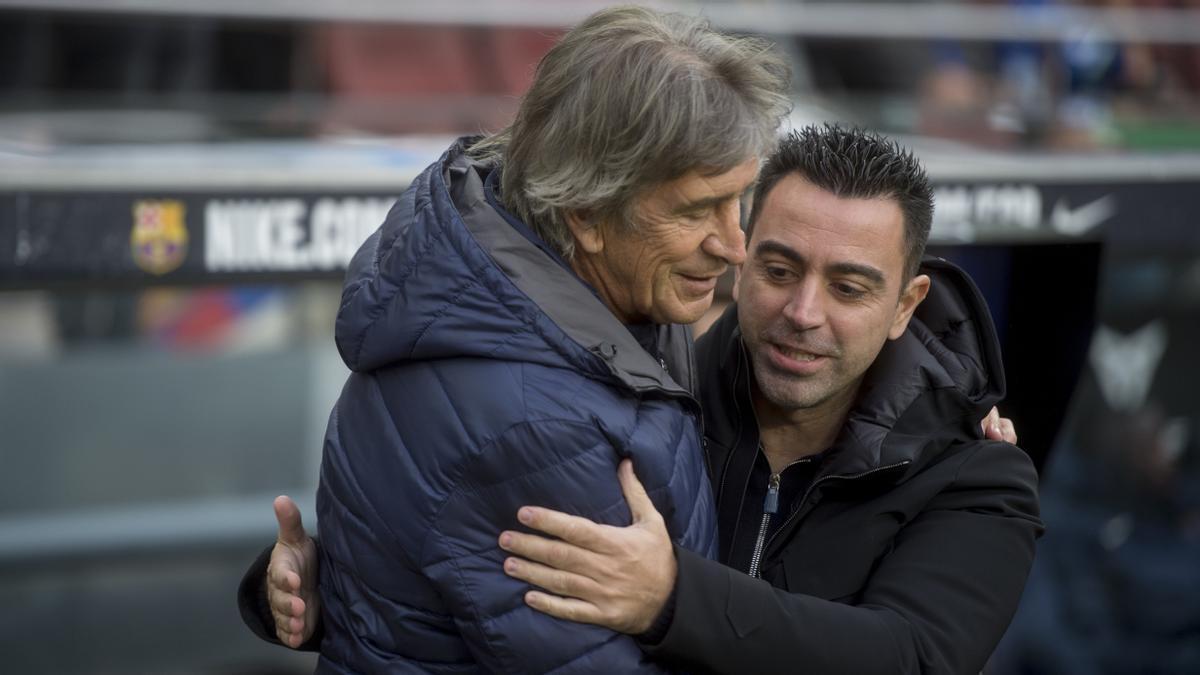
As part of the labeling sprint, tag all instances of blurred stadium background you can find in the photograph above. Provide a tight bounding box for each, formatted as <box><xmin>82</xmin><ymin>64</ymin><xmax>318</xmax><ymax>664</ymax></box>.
<box><xmin>0</xmin><ymin>1</ymin><xmax>1197</xmax><ymax>673</ymax></box>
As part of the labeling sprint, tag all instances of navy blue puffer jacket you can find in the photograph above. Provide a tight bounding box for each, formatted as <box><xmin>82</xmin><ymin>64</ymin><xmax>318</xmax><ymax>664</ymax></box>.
<box><xmin>314</xmin><ymin>138</ymin><xmax>717</xmax><ymax>674</ymax></box>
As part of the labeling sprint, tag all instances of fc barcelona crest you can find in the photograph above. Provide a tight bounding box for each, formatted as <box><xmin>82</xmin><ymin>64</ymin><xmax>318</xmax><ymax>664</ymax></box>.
<box><xmin>131</xmin><ymin>200</ymin><xmax>188</xmax><ymax>275</ymax></box>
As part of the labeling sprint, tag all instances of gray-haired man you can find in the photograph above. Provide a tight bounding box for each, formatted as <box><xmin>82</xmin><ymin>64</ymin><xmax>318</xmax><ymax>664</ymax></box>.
<box><xmin>243</xmin><ymin>6</ymin><xmax>789</xmax><ymax>673</ymax></box>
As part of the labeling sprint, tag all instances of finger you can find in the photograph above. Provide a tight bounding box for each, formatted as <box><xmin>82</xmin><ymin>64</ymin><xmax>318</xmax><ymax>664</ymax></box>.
<box><xmin>516</xmin><ymin>506</ymin><xmax>609</xmax><ymax>552</ymax></box>
<box><xmin>617</xmin><ymin>459</ymin><xmax>658</xmax><ymax>524</ymax></box>
<box><xmin>274</xmin><ymin>495</ymin><xmax>307</xmax><ymax>546</ymax></box>
<box><xmin>981</xmin><ymin>407</ymin><xmax>1000</xmax><ymax>435</ymax></box>
<box><xmin>499</xmin><ymin>530</ymin><xmax>595</xmax><ymax>574</ymax></box>
<box><xmin>523</xmin><ymin>590</ymin><xmax>604</xmax><ymax>626</ymax></box>
<box><xmin>274</xmin><ymin>608</ymin><xmax>305</xmax><ymax>636</ymax></box>
<box><xmin>984</xmin><ymin>421</ymin><xmax>1003</xmax><ymax>441</ymax></box>
<box><xmin>267</xmin><ymin>560</ymin><xmax>301</xmax><ymax>593</ymax></box>
<box><xmin>1000</xmin><ymin>418</ymin><xmax>1018</xmax><ymax>445</ymax></box>
<box><xmin>504</xmin><ymin>556</ymin><xmax>602</xmax><ymax>600</ymax></box>
<box><xmin>274</xmin><ymin>616</ymin><xmax>307</xmax><ymax>648</ymax></box>
<box><xmin>284</xmin><ymin>569</ymin><xmax>301</xmax><ymax>593</ymax></box>
<box><xmin>268</xmin><ymin>585</ymin><xmax>305</xmax><ymax>618</ymax></box>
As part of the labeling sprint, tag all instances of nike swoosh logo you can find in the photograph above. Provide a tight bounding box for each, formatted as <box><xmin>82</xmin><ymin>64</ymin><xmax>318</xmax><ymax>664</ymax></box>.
<box><xmin>1051</xmin><ymin>195</ymin><xmax>1116</xmax><ymax>236</ymax></box>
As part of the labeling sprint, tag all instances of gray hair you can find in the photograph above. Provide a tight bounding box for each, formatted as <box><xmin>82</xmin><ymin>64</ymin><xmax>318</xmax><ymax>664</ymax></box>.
<box><xmin>473</xmin><ymin>5</ymin><xmax>791</xmax><ymax>258</ymax></box>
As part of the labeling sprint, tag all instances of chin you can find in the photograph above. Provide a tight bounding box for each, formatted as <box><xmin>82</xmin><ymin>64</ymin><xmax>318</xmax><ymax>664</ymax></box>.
<box><xmin>761</xmin><ymin>386</ymin><xmax>825</xmax><ymax>412</ymax></box>
<box><xmin>754</xmin><ymin>367</ymin><xmax>830</xmax><ymax>411</ymax></box>
<box><xmin>663</xmin><ymin>305</ymin><xmax>709</xmax><ymax>325</ymax></box>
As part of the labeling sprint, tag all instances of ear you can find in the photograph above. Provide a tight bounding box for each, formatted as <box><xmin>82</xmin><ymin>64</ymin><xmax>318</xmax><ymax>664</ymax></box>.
<box><xmin>888</xmin><ymin>273</ymin><xmax>931</xmax><ymax>340</ymax></box>
<box><xmin>565</xmin><ymin>210</ymin><xmax>605</xmax><ymax>255</ymax></box>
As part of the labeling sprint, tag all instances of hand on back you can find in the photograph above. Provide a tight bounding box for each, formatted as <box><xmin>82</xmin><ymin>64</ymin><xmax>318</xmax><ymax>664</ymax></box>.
<box><xmin>267</xmin><ymin>495</ymin><xmax>319</xmax><ymax>648</ymax></box>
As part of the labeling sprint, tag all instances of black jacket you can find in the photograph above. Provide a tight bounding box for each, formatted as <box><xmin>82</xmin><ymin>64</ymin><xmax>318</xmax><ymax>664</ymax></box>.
<box><xmin>641</xmin><ymin>257</ymin><xmax>1044</xmax><ymax>675</ymax></box>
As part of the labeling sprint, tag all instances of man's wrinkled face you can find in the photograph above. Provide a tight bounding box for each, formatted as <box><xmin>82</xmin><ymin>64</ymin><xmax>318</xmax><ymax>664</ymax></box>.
<box><xmin>736</xmin><ymin>173</ymin><xmax>929</xmax><ymax>417</ymax></box>
<box><xmin>571</xmin><ymin>157</ymin><xmax>758</xmax><ymax>325</ymax></box>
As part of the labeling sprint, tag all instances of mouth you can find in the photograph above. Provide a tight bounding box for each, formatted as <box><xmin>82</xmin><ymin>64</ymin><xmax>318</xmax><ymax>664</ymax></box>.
<box><xmin>677</xmin><ymin>273</ymin><xmax>721</xmax><ymax>295</ymax></box>
<box><xmin>766</xmin><ymin>342</ymin><xmax>830</xmax><ymax>374</ymax></box>
<box><xmin>777</xmin><ymin>346</ymin><xmax>822</xmax><ymax>361</ymax></box>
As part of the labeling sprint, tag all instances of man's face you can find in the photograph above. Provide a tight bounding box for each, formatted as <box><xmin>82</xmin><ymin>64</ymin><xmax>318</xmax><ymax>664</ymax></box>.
<box><xmin>736</xmin><ymin>173</ymin><xmax>929</xmax><ymax>417</ymax></box>
<box><xmin>571</xmin><ymin>157</ymin><xmax>758</xmax><ymax>325</ymax></box>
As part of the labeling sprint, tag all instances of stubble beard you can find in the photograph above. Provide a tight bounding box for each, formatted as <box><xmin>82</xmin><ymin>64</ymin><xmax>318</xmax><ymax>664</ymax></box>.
<box><xmin>746</xmin><ymin>320</ymin><xmax>845</xmax><ymax>413</ymax></box>
<box><xmin>750</xmin><ymin>354</ymin><xmax>839</xmax><ymax>414</ymax></box>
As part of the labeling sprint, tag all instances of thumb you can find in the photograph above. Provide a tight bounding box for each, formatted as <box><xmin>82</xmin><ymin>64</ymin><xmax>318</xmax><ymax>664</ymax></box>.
<box><xmin>274</xmin><ymin>495</ymin><xmax>307</xmax><ymax>546</ymax></box>
<box><xmin>617</xmin><ymin>459</ymin><xmax>658</xmax><ymax>524</ymax></box>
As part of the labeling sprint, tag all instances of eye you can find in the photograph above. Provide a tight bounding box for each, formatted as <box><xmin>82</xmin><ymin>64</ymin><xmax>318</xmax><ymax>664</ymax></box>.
<box><xmin>832</xmin><ymin>282</ymin><xmax>867</xmax><ymax>299</ymax></box>
<box><xmin>764</xmin><ymin>265</ymin><xmax>796</xmax><ymax>282</ymax></box>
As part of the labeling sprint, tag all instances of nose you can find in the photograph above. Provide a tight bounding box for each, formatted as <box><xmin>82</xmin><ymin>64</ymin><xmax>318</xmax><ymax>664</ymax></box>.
<box><xmin>701</xmin><ymin>199</ymin><xmax>747</xmax><ymax>266</ymax></box>
<box><xmin>783</xmin><ymin>277</ymin><xmax>826</xmax><ymax>330</ymax></box>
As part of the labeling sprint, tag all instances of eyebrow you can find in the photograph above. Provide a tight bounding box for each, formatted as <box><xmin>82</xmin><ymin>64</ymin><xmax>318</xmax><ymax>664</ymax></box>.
<box><xmin>671</xmin><ymin>190</ymin><xmax>742</xmax><ymax>216</ymax></box>
<box><xmin>753</xmin><ymin>239</ymin><xmax>887</xmax><ymax>288</ymax></box>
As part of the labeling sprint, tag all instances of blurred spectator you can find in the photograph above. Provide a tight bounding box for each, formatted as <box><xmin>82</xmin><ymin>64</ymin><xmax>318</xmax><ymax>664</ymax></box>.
<box><xmin>312</xmin><ymin>23</ymin><xmax>560</xmax><ymax>134</ymax></box>
<box><xmin>991</xmin><ymin>309</ymin><xmax>1200</xmax><ymax>674</ymax></box>
<box><xmin>915</xmin><ymin>0</ymin><xmax>1200</xmax><ymax>149</ymax></box>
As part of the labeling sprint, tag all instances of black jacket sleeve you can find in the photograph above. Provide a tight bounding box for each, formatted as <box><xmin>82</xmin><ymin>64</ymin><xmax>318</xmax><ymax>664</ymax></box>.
<box><xmin>236</xmin><ymin>541</ymin><xmax>325</xmax><ymax>652</ymax></box>
<box><xmin>640</xmin><ymin>442</ymin><xmax>1043</xmax><ymax>675</ymax></box>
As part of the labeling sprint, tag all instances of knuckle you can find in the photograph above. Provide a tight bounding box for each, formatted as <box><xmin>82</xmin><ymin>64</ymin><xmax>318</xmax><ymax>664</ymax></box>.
<box><xmin>601</xmin><ymin>606</ymin><xmax>623</xmax><ymax>628</ymax></box>
<box><xmin>562</xmin><ymin>573</ymin><xmax>584</xmax><ymax>597</ymax></box>
<box><xmin>591</xmin><ymin>584</ymin><xmax>613</xmax><ymax>604</ymax></box>
<box><xmin>548</xmin><ymin>545</ymin><xmax>571</xmax><ymax>568</ymax></box>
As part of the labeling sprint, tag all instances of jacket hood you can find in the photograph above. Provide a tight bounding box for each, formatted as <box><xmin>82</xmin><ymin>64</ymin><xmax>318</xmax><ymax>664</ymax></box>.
<box><xmin>836</xmin><ymin>255</ymin><xmax>1007</xmax><ymax>473</ymax></box>
<box><xmin>333</xmin><ymin>138</ymin><xmax>691</xmax><ymax>397</ymax></box>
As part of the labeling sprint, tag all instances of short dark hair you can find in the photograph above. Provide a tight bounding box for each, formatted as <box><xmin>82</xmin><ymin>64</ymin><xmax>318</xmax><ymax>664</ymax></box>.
<box><xmin>746</xmin><ymin>124</ymin><xmax>933</xmax><ymax>280</ymax></box>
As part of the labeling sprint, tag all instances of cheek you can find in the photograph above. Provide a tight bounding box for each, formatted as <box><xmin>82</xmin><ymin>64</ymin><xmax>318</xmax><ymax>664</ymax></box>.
<box><xmin>836</xmin><ymin>314</ymin><xmax>891</xmax><ymax>360</ymax></box>
<box><xmin>630</xmin><ymin>236</ymin><xmax>670</xmax><ymax>266</ymax></box>
<box><xmin>738</xmin><ymin>289</ymin><xmax>781</xmax><ymax>333</ymax></box>
<box><xmin>642</xmin><ymin>241</ymin><xmax>692</xmax><ymax>282</ymax></box>
<box><xmin>612</xmin><ymin>241</ymin><xmax>653</xmax><ymax>284</ymax></box>
<box><xmin>659</xmin><ymin>227</ymin><xmax>707</xmax><ymax>260</ymax></box>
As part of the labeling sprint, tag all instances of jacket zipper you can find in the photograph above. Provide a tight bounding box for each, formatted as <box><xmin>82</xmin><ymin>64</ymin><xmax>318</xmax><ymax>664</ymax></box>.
<box><xmin>747</xmin><ymin>471</ymin><xmax>781</xmax><ymax>579</ymax></box>
<box><xmin>759</xmin><ymin>459</ymin><xmax>913</xmax><ymax>561</ymax></box>
<box><xmin>747</xmin><ymin>454</ymin><xmax>817</xmax><ymax>578</ymax></box>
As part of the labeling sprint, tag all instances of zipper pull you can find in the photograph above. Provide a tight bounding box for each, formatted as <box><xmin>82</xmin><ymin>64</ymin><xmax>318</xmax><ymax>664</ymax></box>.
<box><xmin>748</xmin><ymin>472</ymin><xmax>783</xmax><ymax>579</ymax></box>
<box><xmin>764</xmin><ymin>472</ymin><xmax>781</xmax><ymax>514</ymax></box>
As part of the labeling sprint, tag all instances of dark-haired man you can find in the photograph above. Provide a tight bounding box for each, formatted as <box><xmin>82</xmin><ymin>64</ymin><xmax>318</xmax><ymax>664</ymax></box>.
<box><xmin>248</xmin><ymin>125</ymin><xmax>1038</xmax><ymax>674</ymax></box>
<box><xmin>494</xmin><ymin>124</ymin><xmax>1041</xmax><ymax>674</ymax></box>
